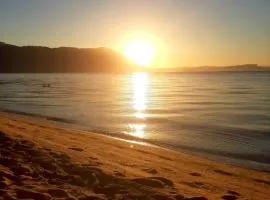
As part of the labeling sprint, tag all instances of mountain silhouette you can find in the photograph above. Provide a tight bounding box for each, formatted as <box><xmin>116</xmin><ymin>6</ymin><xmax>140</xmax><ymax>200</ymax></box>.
<box><xmin>0</xmin><ymin>42</ymin><xmax>141</xmax><ymax>73</ymax></box>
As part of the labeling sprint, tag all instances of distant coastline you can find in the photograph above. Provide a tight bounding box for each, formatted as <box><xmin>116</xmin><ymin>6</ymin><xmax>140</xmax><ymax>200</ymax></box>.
<box><xmin>1</xmin><ymin>42</ymin><xmax>269</xmax><ymax>73</ymax></box>
<box><xmin>151</xmin><ymin>64</ymin><xmax>270</xmax><ymax>73</ymax></box>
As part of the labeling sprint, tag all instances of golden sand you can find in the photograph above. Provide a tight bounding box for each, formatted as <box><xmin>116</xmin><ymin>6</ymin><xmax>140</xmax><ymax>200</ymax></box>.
<box><xmin>0</xmin><ymin>112</ymin><xmax>269</xmax><ymax>200</ymax></box>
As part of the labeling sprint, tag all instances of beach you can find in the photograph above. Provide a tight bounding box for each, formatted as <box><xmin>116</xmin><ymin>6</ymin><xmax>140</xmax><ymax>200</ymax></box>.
<box><xmin>1</xmin><ymin>72</ymin><xmax>270</xmax><ymax>170</ymax></box>
<box><xmin>0</xmin><ymin>111</ymin><xmax>269</xmax><ymax>200</ymax></box>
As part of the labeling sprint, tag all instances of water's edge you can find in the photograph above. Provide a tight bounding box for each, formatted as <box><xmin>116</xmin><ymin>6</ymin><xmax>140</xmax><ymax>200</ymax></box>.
<box><xmin>1</xmin><ymin>108</ymin><xmax>269</xmax><ymax>173</ymax></box>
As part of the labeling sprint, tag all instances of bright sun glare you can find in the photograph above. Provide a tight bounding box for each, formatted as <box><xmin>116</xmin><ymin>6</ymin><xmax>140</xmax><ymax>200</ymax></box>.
<box><xmin>124</xmin><ymin>39</ymin><xmax>155</xmax><ymax>67</ymax></box>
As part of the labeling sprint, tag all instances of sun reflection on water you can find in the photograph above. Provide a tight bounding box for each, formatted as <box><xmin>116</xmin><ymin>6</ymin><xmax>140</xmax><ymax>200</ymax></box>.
<box><xmin>128</xmin><ymin>124</ymin><xmax>146</xmax><ymax>138</ymax></box>
<box><xmin>127</xmin><ymin>72</ymin><xmax>148</xmax><ymax>138</ymax></box>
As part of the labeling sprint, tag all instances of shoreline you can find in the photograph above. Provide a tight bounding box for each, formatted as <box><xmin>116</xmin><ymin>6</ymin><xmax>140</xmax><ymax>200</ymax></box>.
<box><xmin>1</xmin><ymin>109</ymin><xmax>270</xmax><ymax>172</ymax></box>
<box><xmin>0</xmin><ymin>111</ymin><xmax>270</xmax><ymax>199</ymax></box>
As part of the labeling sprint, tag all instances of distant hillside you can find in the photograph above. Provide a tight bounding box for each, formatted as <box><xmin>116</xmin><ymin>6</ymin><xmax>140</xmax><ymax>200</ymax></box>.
<box><xmin>150</xmin><ymin>64</ymin><xmax>270</xmax><ymax>73</ymax></box>
<box><xmin>181</xmin><ymin>64</ymin><xmax>270</xmax><ymax>72</ymax></box>
<box><xmin>0</xmin><ymin>42</ymin><xmax>140</xmax><ymax>73</ymax></box>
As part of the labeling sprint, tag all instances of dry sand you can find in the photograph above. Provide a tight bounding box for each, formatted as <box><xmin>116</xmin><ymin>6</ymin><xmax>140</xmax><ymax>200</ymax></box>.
<box><xmin>0</xmin><ymin>111</ymin><xmax>269</xmax><ymax>200</ymax></box>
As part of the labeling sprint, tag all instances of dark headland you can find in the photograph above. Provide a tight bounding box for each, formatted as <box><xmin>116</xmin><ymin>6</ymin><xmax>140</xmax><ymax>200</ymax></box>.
<box><xmin>0</xmin><ymin>42</ymin><xmax>139</xmax><ymax>73</ymax></box>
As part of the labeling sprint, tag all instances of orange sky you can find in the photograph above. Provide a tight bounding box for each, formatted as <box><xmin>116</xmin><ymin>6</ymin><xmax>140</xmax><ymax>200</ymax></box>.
<box><xmin>1</xmin><ymin>0</ymin><xmax>270</xmax><ymax>67</ymax></box>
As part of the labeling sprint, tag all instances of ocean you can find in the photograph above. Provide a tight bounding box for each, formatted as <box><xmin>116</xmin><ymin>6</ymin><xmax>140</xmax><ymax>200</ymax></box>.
<box><xmin>0</xmin><ymin>72</ymin><xmax>270</xmax><ymax>170</ymax></box>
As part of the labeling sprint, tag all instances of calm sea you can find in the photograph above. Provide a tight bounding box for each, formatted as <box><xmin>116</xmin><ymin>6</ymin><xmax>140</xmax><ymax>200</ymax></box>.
<box><xmin>0</xmin><ymin>72</ymin><xmax>270</xmax><ymax>170</ymax></box>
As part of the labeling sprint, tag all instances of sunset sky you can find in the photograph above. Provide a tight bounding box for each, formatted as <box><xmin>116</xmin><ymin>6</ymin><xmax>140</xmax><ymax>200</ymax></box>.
<box><xmin>0</xmin><ymin>0</ymin><xmax>269</xmax><ymax>67</ymax></box>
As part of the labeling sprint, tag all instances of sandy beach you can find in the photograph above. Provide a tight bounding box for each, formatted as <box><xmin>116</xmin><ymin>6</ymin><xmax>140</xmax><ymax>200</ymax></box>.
<box><xmin>0</xmin><ymin>111</ymin><xmax>269</xmax><ymax>200</ymax></box>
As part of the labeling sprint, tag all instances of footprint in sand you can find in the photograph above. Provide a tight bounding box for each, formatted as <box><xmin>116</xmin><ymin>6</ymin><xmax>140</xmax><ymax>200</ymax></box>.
<box><xmin>68</xmin><ymin>147</ymin><xmax>83</xmax><ymax>152</ymax></box>
<box><xmin>113</xmin><ymin>171</ymin><xmax>125</xmax><ymax>177</ymax></box>
<box><xmin>222</xmin><ymin>194</ymin><xmax>238</xmax><ymax>200</ymax></box>
<box><xmin>227</xmin><ymin>190</ymin><xmax>240</xmax><ymax>196</ymax></box>
<box><xmin>182</xmin><ymin>181</ymin><xmax>209</xmax><ymax>189</ymax></box>
<box><xmin>221</xmin><ymin>190</ymin><xmax>240</xmax><ymax>200</ymax></box>
<box><xmin>132</xmin><ymin>176</ymin><xmax>174</xmax><ymax>188</ymax></box>
<box><xmin>186</xmin><ymin>197</ymin><xmax>208</xmax><ymax>200</ymax></box>
<box><xmin>213</xmin><ymin>169</ymin><xmax>234</xmax><ymax>176</ymax></box>
<box><xmin>252</xmin><ymin>178</ymin><xmax>270</xmax><ymax>185</ymax></box>
<box><xmin>142</xmin><ymin>167</ymin><xmax>158</xmax><ymax>174</ymax></box>
<box><xmin>47</xmin><ymin>188</ymin><xmax>69</xmax><ymax>198</ymax></box>
<box><xmin>189</xmin><ymin>172</ymin><xmax>202</xmax><ymax>177</ymax></box>
<box><xmin>89</xmin><ymin>156</ymin><xmax>98</xmax><ymax>160</ymax></box>
<box><xmin>15</xmin><ymin>188</ymin><xmax>51</xmax><ymax>200</ymax></box>
<box><xmin>0</xmin><ymin>131</ymin><xmax>215</xmax><ymax>200</ymax></box>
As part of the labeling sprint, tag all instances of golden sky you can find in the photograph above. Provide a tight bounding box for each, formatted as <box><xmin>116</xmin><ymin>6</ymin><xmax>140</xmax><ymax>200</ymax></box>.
<box><xmin>1</xmin><ymin>0</ymin><xmax>269</xmax><ymax>67</ymax></box>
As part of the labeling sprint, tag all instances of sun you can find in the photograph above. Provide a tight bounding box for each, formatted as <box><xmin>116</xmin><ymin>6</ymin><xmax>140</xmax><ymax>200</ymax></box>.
<box><xmin>124</xmin><ymin>39</ymin><xmax>155</xmax><ymax>67</ymax></box>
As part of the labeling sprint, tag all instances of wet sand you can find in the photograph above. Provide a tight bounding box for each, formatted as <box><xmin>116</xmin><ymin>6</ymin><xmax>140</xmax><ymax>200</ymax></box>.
<box><xmin>0</xmin><ymin>112</ymin><xmax>269</xmax><ymax>200</ymax></box>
